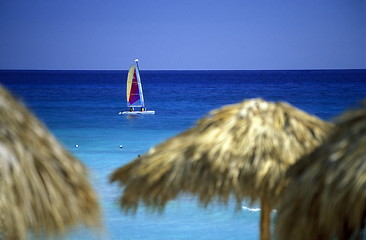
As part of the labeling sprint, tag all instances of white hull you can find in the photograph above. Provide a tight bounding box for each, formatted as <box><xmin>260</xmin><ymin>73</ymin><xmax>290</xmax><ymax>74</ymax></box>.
<box><xmin>119</xmin><ymin>110</ymin><xmax>155</xmax><ymax>115</ymax></box>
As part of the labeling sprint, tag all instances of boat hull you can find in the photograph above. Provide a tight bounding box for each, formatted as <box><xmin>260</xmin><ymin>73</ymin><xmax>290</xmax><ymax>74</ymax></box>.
<box><xmin>119</xmin><ymin>111</ymin><xmax>155</xmax><ymax>115</ymax></box>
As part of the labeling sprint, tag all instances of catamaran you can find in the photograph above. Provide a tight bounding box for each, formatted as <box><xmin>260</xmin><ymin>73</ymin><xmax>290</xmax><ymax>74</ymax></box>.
<box><xmin>119</xmin><ymin>59</ymin><xmax>155</xmax><ymax>115</ymax></box>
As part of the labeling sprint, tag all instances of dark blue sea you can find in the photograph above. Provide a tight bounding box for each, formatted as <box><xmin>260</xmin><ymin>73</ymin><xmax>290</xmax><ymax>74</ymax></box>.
<box><xmin>1</xmin><ymin>69</ymin><xmax>366</xmax><ymax>240</ymax></box>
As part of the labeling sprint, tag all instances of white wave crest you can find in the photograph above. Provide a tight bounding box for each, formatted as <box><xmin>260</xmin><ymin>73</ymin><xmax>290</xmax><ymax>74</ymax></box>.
<box><xmin>242</xmin><ymin>206</ymin><xmax>261</xmax><ymax>212</ymax></box>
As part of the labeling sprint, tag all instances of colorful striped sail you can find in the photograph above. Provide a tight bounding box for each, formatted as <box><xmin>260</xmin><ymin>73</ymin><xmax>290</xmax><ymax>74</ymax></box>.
<box><xmin>126</xmin><ymin>64</ymin><xmax>145</xmax><ymax>107</ymax></box>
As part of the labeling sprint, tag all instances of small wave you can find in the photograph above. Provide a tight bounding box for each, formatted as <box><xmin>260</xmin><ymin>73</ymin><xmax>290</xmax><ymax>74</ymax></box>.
<box><xmin>242</xmin><ymin>206</ymin><xmax>261</xmax><ymax>212</ymax></box>
<box><xmin>241</xmin><ymin>206</ymin><xmax>277</xmax><ymax>213</ymax></box>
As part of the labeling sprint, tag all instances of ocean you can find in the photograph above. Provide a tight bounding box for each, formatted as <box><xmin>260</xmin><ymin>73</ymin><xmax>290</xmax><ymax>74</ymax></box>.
<box><xmin>1</xmin><ymin>69</ymin><xmax>365</xmax><ymax>240</ymax></box>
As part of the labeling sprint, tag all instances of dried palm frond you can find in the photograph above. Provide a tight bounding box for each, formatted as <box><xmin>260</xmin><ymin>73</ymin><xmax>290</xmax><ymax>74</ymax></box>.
<box><xmin>0</xmin><ymin>86</ymin><xmax>102</xmax><ymax>240</ymax></box>
<box><xmin>276</xmin><ymin>101</ymin><xmax>366</xmax><ymax>240</ymax></box>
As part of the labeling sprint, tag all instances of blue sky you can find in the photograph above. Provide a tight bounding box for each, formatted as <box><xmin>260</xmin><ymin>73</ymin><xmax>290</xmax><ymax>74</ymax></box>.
<box><xmin>0</xmin><ymin>0</ymin><xmax>365</xmax><ymax>70</ymax></box>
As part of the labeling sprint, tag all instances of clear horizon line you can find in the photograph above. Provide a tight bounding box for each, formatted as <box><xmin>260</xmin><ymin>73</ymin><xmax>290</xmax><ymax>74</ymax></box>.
<box><xmin>1</xmin><ymin>68</ymin><xmax>365</xmax><ymax>71</ymax></box>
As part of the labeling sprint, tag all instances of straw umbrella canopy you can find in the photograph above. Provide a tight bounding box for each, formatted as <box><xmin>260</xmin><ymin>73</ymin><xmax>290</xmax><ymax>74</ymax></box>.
<box><xmin>275</xmin><ymin>102</ymin><xmax>366</xmax><ymax>240</ymax></box>
<box><xmin>0</xmin><ymin>86</ymin><xmax>101</xmax><ymax>240</ymax></box>
<box><xmin>110</xmin><ymin>98</ymin><xmax>333</xmax><ymax>240</ymax></box>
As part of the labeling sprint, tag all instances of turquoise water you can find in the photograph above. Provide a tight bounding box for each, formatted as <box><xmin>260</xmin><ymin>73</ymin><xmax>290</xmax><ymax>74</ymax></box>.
<box><xmin>1</xmin><ymin>70</ymin><xmax>366</xmax><ymax>239</ymax></box>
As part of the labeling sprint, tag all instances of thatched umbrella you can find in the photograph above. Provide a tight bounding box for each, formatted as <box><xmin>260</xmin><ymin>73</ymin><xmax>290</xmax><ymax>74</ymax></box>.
<box><xmin>110</xmin><ymin>98</ymin><xmax>333</xmax><ymax>240</ymax></box>
<box><xmin>0</xmin><ymin>86</ymin><xmax>101</xmax><ymax>239</ymax></box>
<box><xmin>275</xmin><ymin>102</ymin><xmax>366</xmax><ymax>240</ymax></box>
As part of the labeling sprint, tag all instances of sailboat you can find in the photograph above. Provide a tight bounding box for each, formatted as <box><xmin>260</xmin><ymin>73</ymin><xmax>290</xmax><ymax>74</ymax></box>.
<box><xmin>119</xmin><ymin>59</ymin><xmax>155</xmax><ymax>115</ymax></box>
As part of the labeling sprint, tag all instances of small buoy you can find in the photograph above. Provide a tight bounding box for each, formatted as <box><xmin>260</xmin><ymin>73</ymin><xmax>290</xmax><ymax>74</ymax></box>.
<box><xmin>119</xmin><ymin>145</ymin><xmax>123</xmax><ymax>149</ymax></box>
<box><xmin>75</xmin><ymin>144</ymin><xmax>79</xmax><ymax>148</ymax></box>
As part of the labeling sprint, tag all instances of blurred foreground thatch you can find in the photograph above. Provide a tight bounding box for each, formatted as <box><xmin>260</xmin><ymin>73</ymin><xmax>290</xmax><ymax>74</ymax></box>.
<box><xmin>0</xmin><ymin>86</ymin><xmax>101</xmax><ymax>240</ymax></box>
<box><xmin>276</xmin><ymin>102</ymin><xmax>366</xmax><ymax>240</ymax></box>
<box><xmin>111</xmin><ymin>98</ymin><xmax>333</xmax><ymax>240</ymax></box>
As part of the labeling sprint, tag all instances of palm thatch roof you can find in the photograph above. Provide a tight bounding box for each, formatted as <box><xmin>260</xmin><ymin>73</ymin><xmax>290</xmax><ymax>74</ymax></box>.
<box><xmin>275</xmin><ymin>102</ymin><xmax>366</xmax><ymax>240</ymax></box>
<box><xmin>111</xmin><ymin>98</ymin><xmax>333</xmax><ymax>240</ymax></box>
<box><xmin>111</xmin><ymin>98</ymin><xmax>332</xmax><ymax>211</ymax></box>
<box><xmin>0</xmin><ymin>86</ymin><xmax>101</xmax><ymax>240</ymax></box>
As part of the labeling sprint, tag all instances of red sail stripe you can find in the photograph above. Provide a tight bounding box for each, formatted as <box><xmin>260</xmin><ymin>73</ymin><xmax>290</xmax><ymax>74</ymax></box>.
<box><xmin>129</xmin><ymin>69</ymin><xmax>140</xmax><ymax>104</ymax></box>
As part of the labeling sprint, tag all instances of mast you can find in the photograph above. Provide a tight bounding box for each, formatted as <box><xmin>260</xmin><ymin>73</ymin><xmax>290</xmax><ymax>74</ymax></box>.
<box><xmin>134</xmin><ymin>59</ymin><xmax>145</xmax><ymax>107</ymax></box>
<box><xmin>134</xmin><ymin>59</ymin><xmax>140</xmax><ymax>71</ymax></box>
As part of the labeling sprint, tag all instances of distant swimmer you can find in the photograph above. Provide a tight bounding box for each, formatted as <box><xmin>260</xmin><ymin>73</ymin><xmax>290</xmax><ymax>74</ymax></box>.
<box><xmin>119</xmin><ymin>145</ymin><xmax>123</xmax><ymax>149</ymax></box>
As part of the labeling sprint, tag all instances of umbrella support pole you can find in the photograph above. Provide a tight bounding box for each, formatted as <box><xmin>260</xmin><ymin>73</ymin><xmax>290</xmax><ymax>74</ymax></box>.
<box><xmin>260</xmin><ymin>200</ymin><xmax>271</xmax><ymax>240</ymax></box>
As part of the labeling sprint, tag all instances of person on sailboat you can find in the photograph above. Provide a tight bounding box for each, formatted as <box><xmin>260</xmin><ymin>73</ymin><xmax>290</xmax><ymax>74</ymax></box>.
<box><xmin>130</xmin><ymin>107</ymin><xmax>134</xmax><ymax>112</ymax></box>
